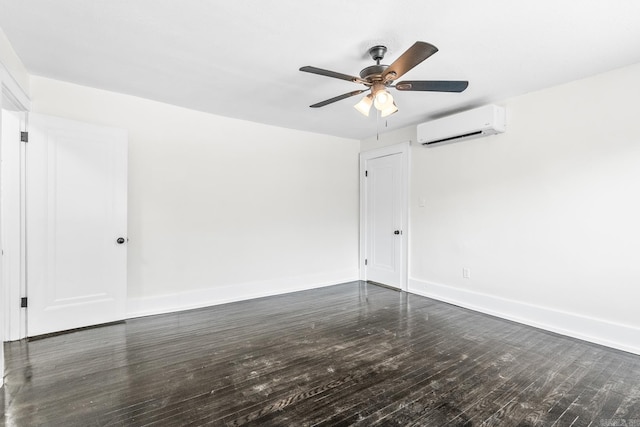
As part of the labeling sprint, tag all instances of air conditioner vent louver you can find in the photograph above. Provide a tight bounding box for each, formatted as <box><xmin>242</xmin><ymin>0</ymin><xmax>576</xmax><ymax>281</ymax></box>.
<box><xmin>417</xmin><ymin>104</ymin><xmax>506</xmax><ymax>146</ymax></box>
<box><xmin>423</xmin><ymin>130</ymin><xmax>483</xmax><ymax>145</ymax></box>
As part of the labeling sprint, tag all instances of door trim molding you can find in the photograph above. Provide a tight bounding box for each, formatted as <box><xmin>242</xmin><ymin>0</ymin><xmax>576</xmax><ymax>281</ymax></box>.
<box><xmin>1</xmin><ymin>109</ymin><xmax>27</xmax><ymax>341</ymax></box>
<box><xmin>0</xmin><ymin>58</ymin><xmax>31</xmax><ymax>112</ymax></box>
<box><xmin>359</xmin><ymin>142</ymin><xmax>410</xmax><ymax>291</ymax></box>
<box><xmin>1</xmin><ymin>66</ymin><xmax>30</xmax><ymax>344</ymax></box>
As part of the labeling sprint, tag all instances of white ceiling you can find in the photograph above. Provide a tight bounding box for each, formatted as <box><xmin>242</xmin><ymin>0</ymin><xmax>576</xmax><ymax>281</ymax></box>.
<box><xmin>1</xmin><ymin>1</ymin><xmax>640</xmax><ymax>140</ymax></box>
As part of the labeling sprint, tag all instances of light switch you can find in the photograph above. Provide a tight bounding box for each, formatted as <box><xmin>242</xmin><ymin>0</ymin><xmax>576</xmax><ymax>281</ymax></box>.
<box><xmin>419</xmin><ymin>198</ymin><xmax>426</xmax><ymax>207</ymax></box>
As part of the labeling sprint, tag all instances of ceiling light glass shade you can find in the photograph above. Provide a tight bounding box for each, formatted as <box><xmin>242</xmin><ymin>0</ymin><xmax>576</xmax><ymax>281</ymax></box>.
<box><xmin>373</xmin><ymin>90</ymin><xmax>394</xmax><ymax>110</ymax></box>
<box><xmin>354</xmin><ymin>94</ymin><xmax>373</xmax><ymax>116</ymax></box>
<box><xmin>380</xmin><ymin>101</ymin><xmax>398</xmax><ymax>118</ymax></box>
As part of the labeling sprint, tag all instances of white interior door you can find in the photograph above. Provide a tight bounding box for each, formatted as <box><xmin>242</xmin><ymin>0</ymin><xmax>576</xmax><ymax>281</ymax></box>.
<box><xmin>362</xmin><ymin>144</ymin><xmax>408</xmax><ymax>290</ymax></box>
<box><xmin>26</xmin><ymin>113</ymin><xmax>128</xmax><ymax>336</ymax></box>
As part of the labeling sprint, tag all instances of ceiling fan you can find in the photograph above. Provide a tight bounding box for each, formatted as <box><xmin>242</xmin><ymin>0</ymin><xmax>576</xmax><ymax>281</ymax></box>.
<box><xmin>300</xmin><ymin>41</ymin><xmax>468</xmax><ymax>117</ymax></box>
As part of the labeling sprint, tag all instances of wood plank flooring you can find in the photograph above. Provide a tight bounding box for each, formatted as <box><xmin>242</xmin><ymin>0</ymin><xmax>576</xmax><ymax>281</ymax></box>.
<box><xmin>2</xmin><ymin>281</ymin><xmax>640</xmax><ymax>426</ymax></box>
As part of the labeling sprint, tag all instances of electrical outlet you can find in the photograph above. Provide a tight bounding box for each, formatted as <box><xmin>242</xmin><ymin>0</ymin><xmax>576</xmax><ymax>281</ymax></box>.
<box><xmin>462</xmin><ymin>268</ymin><xmax>471</xmax><ymax>279</ymax></box>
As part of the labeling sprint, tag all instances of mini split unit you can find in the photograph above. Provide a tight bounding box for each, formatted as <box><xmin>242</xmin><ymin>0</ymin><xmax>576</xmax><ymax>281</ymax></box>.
<box><xmin>417</xmin><ymin>104</ymin><xmax>506</xmax><ymax>146</ymax></box>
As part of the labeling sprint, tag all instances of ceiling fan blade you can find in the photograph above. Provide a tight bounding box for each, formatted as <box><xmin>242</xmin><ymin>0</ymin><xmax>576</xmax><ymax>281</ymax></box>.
<box><xmin>309</xmin><ymin>90</ymin><xmax>367</xmax><ymax>108</ymax></box>
<box><xmin>383</xmin><ymin>42</ymin><xmax>438</xmax><ymax>81</ymax></box>
<box><xmin>395</xmin><ymin>80</ymin><xmax>469</xmax><ymax>92</ymax></box>
<box><xmin>300</xmin><ymin>66</ymin><xmax>366</xmax><ymax>84</ymax></box>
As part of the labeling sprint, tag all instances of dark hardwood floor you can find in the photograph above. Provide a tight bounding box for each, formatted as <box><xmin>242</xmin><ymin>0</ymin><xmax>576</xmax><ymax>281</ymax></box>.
<box><xmin>2</xmin><ymin>282</ymin><xmax>640</xmax><ymax>426</ymax></box>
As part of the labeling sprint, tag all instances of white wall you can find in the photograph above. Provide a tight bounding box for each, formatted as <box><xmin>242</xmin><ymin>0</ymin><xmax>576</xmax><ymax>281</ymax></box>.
<box><xmin>362</xmin><ymin>62</ymin><xmax>640</xmax><ymax>354</ymax></box>
<box><xmin>31</xmin><ymin>77</ymin><xmax>360</xmax><ymax>317</ymax></box>
<box><xmin>360</xmin><ymin>126</ymin><xmax>416</xmax><ymax>152</ymax></box>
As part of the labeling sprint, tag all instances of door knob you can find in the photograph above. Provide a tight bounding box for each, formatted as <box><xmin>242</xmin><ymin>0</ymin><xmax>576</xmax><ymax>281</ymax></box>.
<box><xmin>116</xmin><ymin>237</ymin><xmax>126</xmax><ymax>244</ymax></box>
<box><xmin>394</xmin><ymin>230</ymin><xmax>401</xmax><ymax>235</ymax></box>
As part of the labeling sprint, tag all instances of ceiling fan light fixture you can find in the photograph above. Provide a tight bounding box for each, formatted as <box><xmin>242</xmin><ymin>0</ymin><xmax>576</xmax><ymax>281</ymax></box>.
<box><xmin>380</xmin><ymin>101</ymin><xmax>398</xmax><ymax>118</ymax></box>
<box><xmin>354</xmin><ymin>94</ymin><xmax>373</xmax><ymax>116</ymax></box>
<box><xmin>300</xmin><ymin>41</ymin><xmax>467</xmax><ymax>120</ymax></box>
<box><xmin>373</xmin><ymin>90</ymin><xmax>394</xmax><ymax>110</ymax></box>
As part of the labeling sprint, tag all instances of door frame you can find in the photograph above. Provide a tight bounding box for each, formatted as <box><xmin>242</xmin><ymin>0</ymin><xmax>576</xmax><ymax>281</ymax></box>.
<box><xmin>1</xmin><ymin>108</ymin><xmax>27</xmax><ymax>342</ymax></box>
<box><xmin>1</xmin><ymin>61</ymin><xmax>31</xmax><ymax>343</ymax></box>
<box><xmin>359</xmin><ymin>141</ymin><xmax>410</xmax><ymax>291</ymax></box>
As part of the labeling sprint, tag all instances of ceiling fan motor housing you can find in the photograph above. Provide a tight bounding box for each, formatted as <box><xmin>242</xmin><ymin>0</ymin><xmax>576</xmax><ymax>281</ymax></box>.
<box><xmin>359</xmin><ymin>64</ymin><xmax>388</xmax><ymax>81</ymax></box>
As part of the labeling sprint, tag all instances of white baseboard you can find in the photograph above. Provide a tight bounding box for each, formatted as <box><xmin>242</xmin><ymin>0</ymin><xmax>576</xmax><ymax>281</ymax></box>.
<box><xmin>409</xmin><ymin>278</ymin><xmax>640</xmax><ymax>356</ymax></box>
<box><xmin>127</xmin><ymin>269</ymin><xmax>359</xmax><ymax>319</ymax></box>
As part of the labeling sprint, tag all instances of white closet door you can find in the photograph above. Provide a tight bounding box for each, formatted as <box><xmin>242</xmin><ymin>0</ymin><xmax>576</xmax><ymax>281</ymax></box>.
<box><xmin>26</xmin><ymin>113</ymin><xmax>128</xmax><ymax>336</ymax></box>
<box><xmin>364</xmin><ymin>152</ymin><xmax>404</xmax><ymax>289</ymax></box>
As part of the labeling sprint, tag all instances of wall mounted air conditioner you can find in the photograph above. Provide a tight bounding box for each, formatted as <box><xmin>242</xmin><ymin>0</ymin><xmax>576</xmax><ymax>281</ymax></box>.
<box><xmin>417</xmin><ymin>104</ymin><xmax>506</xmax><ymax>146</ymax></box>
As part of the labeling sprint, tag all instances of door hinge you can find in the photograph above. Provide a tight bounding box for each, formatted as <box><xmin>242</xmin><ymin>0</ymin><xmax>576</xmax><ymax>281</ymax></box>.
<box><xmin>365</xmin><ymin>259</ymin><xmax>368</xmax><ymax>266</ymax></box>
<box><xmin>365</xmin><ymin>170</ymin><xmax>368</xmax><ymax>177</ymax></box>
<box><xmin>21</xmin><ymin>297</ymin><xmax>28</xmax><ymax>308</ymax></box>
<box><xmin>20</xmin><ymin>131</ymin><xmax>28</xmax><ymax>142</ymax></box>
